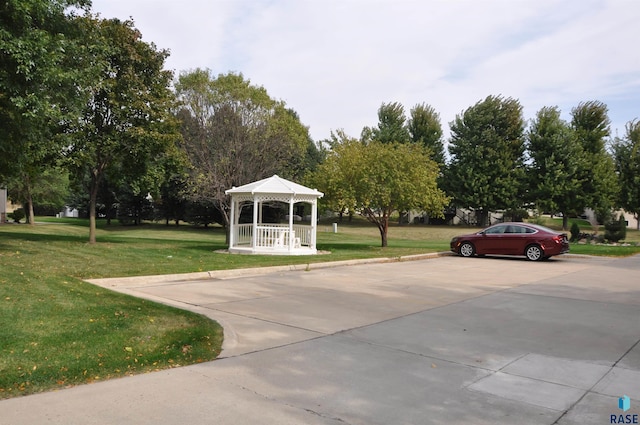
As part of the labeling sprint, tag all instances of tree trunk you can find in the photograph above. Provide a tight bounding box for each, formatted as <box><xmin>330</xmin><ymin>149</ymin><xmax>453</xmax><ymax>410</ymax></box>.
<box><xmin>477</xmin><ymin>210</ymin><xmax>489</xmax><ymax>227</ymax></box>
<box><xmin>25</xmin><ymin>175</ymin><xmax>35</xmax><ymax>225</ymax></box>
<box><xmin>89</xmin><ymin>174</ymin><xmax>99</xmax><ymax>244</ymax></box>
<box><xmin>562</xmin><ymin>214</ymin><xmax>569</xmax><ymax>231</ymax></box>
<box><xmin>220</xmin><ymin>204</ymin><xmax>231</xmax><ymax>246</ymax></box>
<box><xmin>378</xmin><ymin>216</ymin><xmax>389</xmax><ymax>247</ymax></box>
<box><xmin>27</xmin><ymin>199</ymin><xmax>35</xmax><ymax>225</ymax></box>
<box><xmin>380</xmin><ymin>229</ymin><xmax>388</xmax><ymax>247</ymax></box>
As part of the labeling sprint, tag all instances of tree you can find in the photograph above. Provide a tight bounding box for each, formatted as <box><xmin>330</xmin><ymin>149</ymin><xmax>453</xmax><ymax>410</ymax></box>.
<box><xmin>408</xmin><ymin>103</ymin><xmax>445</xmax><ymax>165</ymax></box>
<box><xmin>305</xmin><ymin>130</ymin><xmax>359</xmax><ymax>222</ymax></box>
<box><xmin>444</xmin><ymin>95</ymin><xmax>526</xmax><ymax>226</ymax></box>
<box><xmin>526</xmin><ymin>106</ymin><xmax>583</xmax><ymax>229</ymax></box>
<box><xmin>310</xmin><ymin>137</ymin><xmax>449</xmax><ymax>247</ymax></box>
<box><xmin>175</xmin><ymin>69</ymin><xmax>309</xmax><ymax>239</ymax></box>
<box><xmin>0</xmin><ymin>0</ymin><xmax>90</xmax><ymax>224</ymax></box>
<box><xmin>154</xmin><ymin>145</ymin><xmax>190</xmax><ymax>226</ymax></box>
<box><xmin>612</xmin><ymin>120</ymin><xmax>640</xmax><ymax>229</ymax></box>
<box><xmin>7</xmin><ymin>167</ymin><xmax>70</xmax><ymax>220</ymax></box>
<box><xmin>361</xmin><ymin>102</ymin><xmax>411</xmax><ymax>144</ymax></box>
<box><xmin>67</xmin><ymin>17</ymin><xmax>179</xmax><ymax>243</ymax></box>
<box><xmin>570</xmin><ymin>101</ymin><xmax>618</xmax><ymax>220</ymax></box>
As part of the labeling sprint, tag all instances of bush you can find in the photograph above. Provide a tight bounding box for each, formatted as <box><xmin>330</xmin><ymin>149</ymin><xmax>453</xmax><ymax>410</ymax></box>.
<box><xmin>570</xmin><ymin>222</ymin><xmax>580</xmax><ymax>242</ymax></box>
<box><xmin>8</xmin><ymin>208</ymin><xmax>25</xmax><ymax>223</ymax></box>
<box><xmin>604</xmin><ymin>214</ymin><xmax>627</xmax><ymax>243</ymax></box>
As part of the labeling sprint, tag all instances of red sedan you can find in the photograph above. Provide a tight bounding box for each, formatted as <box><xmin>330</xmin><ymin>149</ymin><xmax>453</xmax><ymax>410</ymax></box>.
<box><xmin>450</xmin><ymin>222</ymin><xmax>570</xmax><ymax>261</ymax></box>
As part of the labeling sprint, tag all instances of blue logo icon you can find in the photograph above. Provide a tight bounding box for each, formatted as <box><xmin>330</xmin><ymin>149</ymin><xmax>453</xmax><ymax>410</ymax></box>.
<box><xmin>619</xmin><ymin>395</ymin><xmax>631</xmax><ymax>412</ymax></box>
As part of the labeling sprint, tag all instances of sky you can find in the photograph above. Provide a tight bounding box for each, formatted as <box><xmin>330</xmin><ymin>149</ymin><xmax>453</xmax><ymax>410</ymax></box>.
<box><xmin>90</xmin><ymin>0</ymin><xmax>640</xmax><ymax>143</ymax></box>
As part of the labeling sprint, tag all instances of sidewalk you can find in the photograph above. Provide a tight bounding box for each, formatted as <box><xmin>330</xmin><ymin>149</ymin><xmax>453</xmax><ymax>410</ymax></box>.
<box><xmin>2</xmin><ymin>254</ymin><xmax>639</xmax><ymax>424</ymax></box>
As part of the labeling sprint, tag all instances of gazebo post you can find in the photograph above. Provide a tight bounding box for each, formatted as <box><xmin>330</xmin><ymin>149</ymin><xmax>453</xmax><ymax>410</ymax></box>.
<box><xmin>288</xmin><ymin>196</ymin><xmax>294</xmax><ymax>253</ymax></box>
<box><xmin>310</xmin><ymin>198</ymin><xmax>318</xmax><ymax>250</ymax></box>
<box><xmin>252</xmin><ymin>197</ymin><xmax>258</xmax><ymax>248</ymax></box>
<box><xmin>229</xmin><ymin>195</ymin><xmax>236</xmax><ymax>248</ymax></box>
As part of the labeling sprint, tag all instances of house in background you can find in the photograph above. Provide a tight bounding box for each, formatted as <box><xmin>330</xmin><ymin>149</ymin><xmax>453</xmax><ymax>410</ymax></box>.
<box><xmin>0</xmin><ymin>187</ymin><xmax>7</xmax><ymax>224</ymax></box>
<box><xmin>621</xmin><ymin>211</ymin><xmax>639</xmax><ymax>230</ymax></box>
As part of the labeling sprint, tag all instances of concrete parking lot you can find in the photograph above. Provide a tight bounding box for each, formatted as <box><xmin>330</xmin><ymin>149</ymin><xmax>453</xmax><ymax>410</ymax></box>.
<box><xmin>2</xmin><ymin>254</ymin><xmax>639</xmax><ymax>424</ymax></box>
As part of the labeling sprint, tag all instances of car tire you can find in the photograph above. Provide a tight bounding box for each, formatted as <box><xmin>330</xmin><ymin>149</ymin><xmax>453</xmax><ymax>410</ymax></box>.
<box><xmin>459</xmin><ymin>242</ymin><xmax>475</xmax><ymax>258</ymax></box>
<box><xmin>525</xmin><ymin>244</ymin><xmax>543</xmax><ymax>261</ymax></box>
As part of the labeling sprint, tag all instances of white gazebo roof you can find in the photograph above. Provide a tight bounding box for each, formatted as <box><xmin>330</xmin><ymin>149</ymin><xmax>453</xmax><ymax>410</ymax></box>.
<box><xmin>225</xmin><ymin>175</ymin><xmax>323</xmax><ymax>202</ymax></box>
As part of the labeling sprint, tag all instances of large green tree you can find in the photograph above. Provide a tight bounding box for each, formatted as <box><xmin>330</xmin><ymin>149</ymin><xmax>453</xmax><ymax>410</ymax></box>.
<box><xmin>67</xmin><ymin>17</ymin><xmax>179</xmax><ymax>243</ymax></box>
<box><xmin>526</xmin><ymin>106</ymin><xmax>583</xmax><ymax>229</ymax></box>
<box><xmin>570</xmin><ymin>101</ymin><xmax>618</xmax><ymax>220</ymax></box>
<box><xmin>310</xmin><ymin>136</ymin><xmax>449</xmax><ymax>247</ymax></box>
<box><xmin>444</xmin><ymin>95</ymin><xmax>526</xmax><ymax>226</ymax></box>
<box><xmin>408</xmin><ymin>103</ymin><xmax>445</xmax><ymax>165</ymax></box>
<box><xmin>612</xmin><ymin>120</ymin><xmax>640</xmax><ymax>229</ymax></box>
<box><xmin>175</xmin><ymin>69</ymin><xmax>309</xmax><ymax>238</ymax></box>
<box><xmin>0</xmin><ymin>0</ymin><xmax>90</xmax><ymax>224</ymax></box>
<box><xmin>361</xmin><ymin>102</ymin><xmax>411</xmax><ymax>144</ymax></box>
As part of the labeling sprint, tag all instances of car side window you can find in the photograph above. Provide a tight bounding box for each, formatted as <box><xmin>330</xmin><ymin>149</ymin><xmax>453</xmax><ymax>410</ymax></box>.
<box><xmin>524</xmin><ymin>227</ymin><xmax>536</xmax><ymax>234</ymax></box>
<box><xmin>486</xmin><ymin>225</ymin><xmax>506</xmax><ymax>234</ymax></box>
<box><xmin>512</xmin><ymin>225</ymin><xmax>526</xmax><ymax>234</ymax></box>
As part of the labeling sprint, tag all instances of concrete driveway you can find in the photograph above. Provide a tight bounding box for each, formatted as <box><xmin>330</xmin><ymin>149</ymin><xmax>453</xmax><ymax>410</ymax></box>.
<box><xmin>2</xmin><ymin>254</ymin><xmax>639</xmax><ymax>424</ymax></box>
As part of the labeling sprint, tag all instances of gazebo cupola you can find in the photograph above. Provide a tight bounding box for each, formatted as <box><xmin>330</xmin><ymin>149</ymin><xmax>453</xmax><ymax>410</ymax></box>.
<box><xmin>225</xmin><ymin>175</ymin><xmax>324</xmax><ymax>255</ymax></box>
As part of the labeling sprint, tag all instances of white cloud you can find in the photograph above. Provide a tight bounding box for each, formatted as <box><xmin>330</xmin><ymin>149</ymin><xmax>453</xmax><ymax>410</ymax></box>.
<box><xmin>90</xmin><ymin>0</ymin><xmax>640</xmax><ymax>141</ymax></box>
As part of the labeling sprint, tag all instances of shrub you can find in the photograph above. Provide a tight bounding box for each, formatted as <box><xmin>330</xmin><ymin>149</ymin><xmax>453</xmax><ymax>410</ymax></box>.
<box><xmin>604</xmin><ymin>214</ymin><xmax>626</xmax><ymax>243</ymax></box>
<box><xmin>570</xmin><ymin>222</ymin><xmax>580</xmax><ymax>242</ymax></box>
<box><xmin>8</xmin><ymin>208</ymin><xmax>25</xmax><ymax>223</ymax></box>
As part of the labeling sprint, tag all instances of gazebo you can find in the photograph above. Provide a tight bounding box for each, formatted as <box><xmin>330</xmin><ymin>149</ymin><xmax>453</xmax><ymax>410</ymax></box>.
<box><xmin>225</xmin><ymin>175</ymin><xmax>324</xmax><ymax>255</ymax></box>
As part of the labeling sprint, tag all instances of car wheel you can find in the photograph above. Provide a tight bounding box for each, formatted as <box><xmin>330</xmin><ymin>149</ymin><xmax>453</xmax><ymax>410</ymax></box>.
<box><xmin>459</xmin><ymin>242</ymin><xmax>475</xmax><ymax>257</ymax></box>
<box><xmin>525</xmin><ymin>244</ymin><xmax>543</xmax><ymax>261</ymax></box>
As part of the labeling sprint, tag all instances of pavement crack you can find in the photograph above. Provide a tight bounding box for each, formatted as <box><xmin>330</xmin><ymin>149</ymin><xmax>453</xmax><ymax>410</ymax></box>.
<box><xmin>227</xmin><ymin>381</ymin><xmax>353</xmax><ymax>424</ymax></box>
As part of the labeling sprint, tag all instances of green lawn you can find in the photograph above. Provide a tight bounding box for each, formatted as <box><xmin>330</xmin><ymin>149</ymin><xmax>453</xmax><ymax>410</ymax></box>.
<box><xmin>1</xmin><ymin>217</ymin><xmax>638</xmax><ymax>399</ymax></box>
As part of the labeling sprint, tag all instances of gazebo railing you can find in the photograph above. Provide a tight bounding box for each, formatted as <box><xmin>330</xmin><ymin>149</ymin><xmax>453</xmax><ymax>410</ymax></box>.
<box><xmin>232</xmin><ymin>223</ymin><xmax>312</xmax><ymax>249</ymax></box>
<box><xmin>293</xmin><ymin>224</ymin><xmax>311</xmax><ymax>246</ymax></box>
<box><xmin>235</xmin><ymin>223</ymin><xmax>253</xmax><ymax>246</ymax></box>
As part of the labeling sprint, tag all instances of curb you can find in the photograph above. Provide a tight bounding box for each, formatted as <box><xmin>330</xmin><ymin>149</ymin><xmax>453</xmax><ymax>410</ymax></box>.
<box><xmin>86</xmin><ymin>251</ymin><xmax>455</xmax><ymax>288</ymax></box>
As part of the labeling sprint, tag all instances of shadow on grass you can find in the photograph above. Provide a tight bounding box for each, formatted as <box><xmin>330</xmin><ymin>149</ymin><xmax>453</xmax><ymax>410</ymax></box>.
<box><xmin>0</xmin><ymin>230</ymin><xmax>96</xmax><ymax>244</ymax></box>
<box><xmin>38</xmin><ymin>217</ymin><xmax>228</xmax><ymax>234</ymax></box>
<box><xmin>318</xmin><ymin>240</ymin><xmax>382</xmax><ymax>249</ymax></box>
<box><xmin>181</xmin><ymin>244</ymin><xmax>229</xmax><ymax>253</ymax></box>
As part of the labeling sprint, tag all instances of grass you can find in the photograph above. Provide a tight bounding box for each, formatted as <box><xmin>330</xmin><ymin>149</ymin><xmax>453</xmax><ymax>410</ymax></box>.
<box><xmin>1</xmin><ymin>216</ymin><xmax>639</xmax><ymax>399</ymax></box>
<box><xmin>0</xmin><ymin>220</ymin><xmax>230</xmax><ymax>399</ymax></box>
